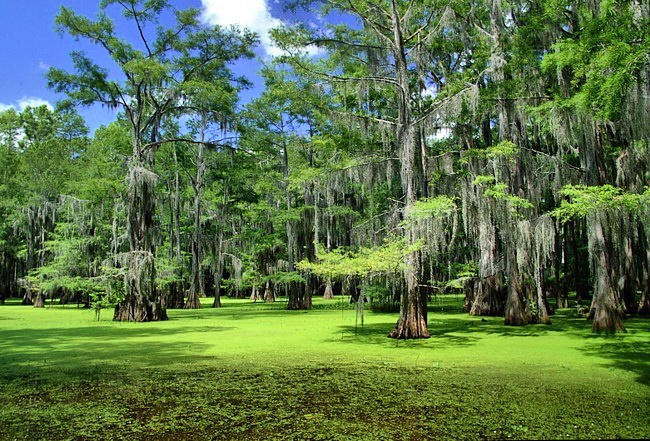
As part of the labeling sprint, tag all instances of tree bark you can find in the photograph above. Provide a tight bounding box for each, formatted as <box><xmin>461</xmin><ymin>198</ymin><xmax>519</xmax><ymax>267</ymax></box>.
<box><xmin>504</xmin><ymin>246</ymin><xmax>531</xmax><ymax>326</ymax></box>
<box><xmin>213</xmin><ymin>230</ymin><xmax>224</xmax><ymax>308</ymax></box>
<box><xmin>619</xmin><ymin>232</ymin><xmax>637</xmax><ymax>314</ymax></box>
<box><xmin>536</xmin><ymin>272</ymin><xmax>552</xmax><ymax>325</ymax></box>
<box><xmin>287</xmin><ymin>280</ymin><xmax>313</xmax><ymax>310</ymax></box>
<box><xmin>33</xmin><ymin>290</ymin><xmax>45</xmax><ymax>308</ymax></box>
<box><xmin>187</xmin><ymin>118</ymin><xmax>208</xmax><ymax>309</ymax></box>
<box><xmin>167</xmin><ymin>280</ymin><xmax>185</xmax><ymax>309</ymax></box>
<box><xmin>639</xmin><ymin>244</ymin><xmax>650</xmax><ymax>315</ymax></box>
<box><xmin>22</xmin><ymin>288</ymin><xmax>34</xmax><ymax>305</ymax></box>
<box><xmin>389</xmin><ymin>242</ymin><xmax>429</xmax><ymax>339</ymax></box>
<box><xmin>569</xmin><ymin>220</ymin><xmax>589</xmax><ymax>302</ymax></box>
<box><xmin>250</xmin><ymin>285</ymin><xmax>260</xmax><ymax>302</ymax></box>
<box><xmin>588</xmin><ymin>214</ymin><xmax>625</xmax><ymax>333</ymax></box>
<box><xmin>323</xmin><ymin>278</ymin><xmax>334</xmax><ymax>300</ymax></box>
<box><xmin>114</xmin><ymin>147</ymin><xmax>167</xmax><ymax>321</ymax></box>
<box><xmin>467</xmin><ymin>275</ymin><xmax>505</xmax><ymax>316</ymax></box>
<box><xmin>263</xmin><ymin>280</ymin><xmax>275</xmax><ymax>303</ymax></box>
<box><xmin>387</xmin><ymin>0</ymin><xmax>429</xmax><ymax>339</ymax></box>
<box><xmin>468</xmin><ymin>214</ymin><xmax>505</xmax><ymax>316</ymax></box>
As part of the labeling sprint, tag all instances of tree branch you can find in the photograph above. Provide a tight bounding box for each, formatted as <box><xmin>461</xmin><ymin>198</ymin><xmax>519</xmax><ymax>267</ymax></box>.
<box><xmin>290</xmin><ymin>56</ymin><xmax>400</xmax><ymax>89</ymax></box>
<box><xmin>119</xmin><ymin>0</ymin><xmax>153</xmax><ymax>57</ymax></box>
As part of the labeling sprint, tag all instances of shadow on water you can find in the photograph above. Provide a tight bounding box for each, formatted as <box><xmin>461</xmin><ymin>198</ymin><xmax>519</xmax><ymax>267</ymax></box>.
<box><xmin>331</xmin><ymin>308</ymin><xmax>650</xmax><ymax>386</ymax></box>
<box><xmin>0</xmin><ymin>324</ymin><xmax>231</xmax><ymax>373</ymax></box>
<box><xmin>578</xmin><ymin>320</ymin><xmax>650</xmax><ymax>386</ymax></box>
<box><xmin>334</xmin><ymin>310</ymin><xmax>595</xmax><ymax>346</ymax></box>
<box><xmin>582</xmin><ymin>340</ymin><xmax>650</xmax><ymax>386</ymax></box>
<box><xmin>331</xmin><ymin>319</ymin><xmax>482</xmax><ymax>349</ymax></box>
<box><xmin>3</xmin><ymin>298</ymin><xmax>649</xmax><ymax>387</ymax></box>
<box><xmin>165</xmin><ymin>300</ymin><xmax>317</xmax><ymax>321</ymax></box>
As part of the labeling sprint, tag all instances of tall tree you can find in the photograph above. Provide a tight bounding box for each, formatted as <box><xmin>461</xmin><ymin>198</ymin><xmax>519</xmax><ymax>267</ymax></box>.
<box><xmin>281</xmin><ymin>0</ymin><xmax>480</xmax><ymax>337</ymax></box>
<box><xmin>540</xmin><ymin>0</ymin><xmax>650</xmax><ymax>332</ymax></box>
<box><xmin>0</xmin><ymin>109</ymin><xmax>25</xmax><ymax>303</ymax></box>
<box><xmin>13</xmin><ymin>105</ymin><xmax>86</xmax><ymax>307</ymax></box>
<box><xmin>241</xmin><ymin>65</ymin><xmax>321</xmax><ymax>310</ymax></box>
<box><xmin>48</xmin><ymin>0</ymin><xmax>256</xmax><ymax>321</ymax></box>
<box><xmin>181</xmin><ymin>56</ymin><xmax>252</xmax><ymax>309</ymax></box>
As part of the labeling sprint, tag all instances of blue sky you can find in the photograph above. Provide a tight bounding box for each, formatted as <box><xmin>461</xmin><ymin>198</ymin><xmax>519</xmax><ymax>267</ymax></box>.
<box><xmin>0</xmin><ymin>0</ymin><xmax>319</xmax><ymax>132</ymax></box>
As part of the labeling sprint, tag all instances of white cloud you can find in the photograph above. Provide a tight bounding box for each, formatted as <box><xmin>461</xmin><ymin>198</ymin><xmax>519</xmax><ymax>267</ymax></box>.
<box><xmin>201</xmin><ymin>0</ymin><xmax>284</xmax><ymax>56</ymax></box>
<box><xmin>18</xmin><ymin>97</ymin><xmax>53</xmax><ymax>111</ymax></box>
<box><xmin>0</xmin><ymin>97</ymin><xmax>53</xmax><ymax>113</ymax></box>
<box><xmin>200</xmin><ymin>0</ymin><xmax>322</xmax><ymax>58</ymax></box>
<box><xmin>38</xmin><ymin>61</ymin><xmax>50</xmax><ymax>71</ymax></box>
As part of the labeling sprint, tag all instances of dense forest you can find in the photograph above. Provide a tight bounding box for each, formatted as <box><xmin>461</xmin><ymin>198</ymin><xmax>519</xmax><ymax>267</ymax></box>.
<box><xmin>1</xmin><ymin>0</ymin><xmax>648</xmax><ymax>338</ymax></box>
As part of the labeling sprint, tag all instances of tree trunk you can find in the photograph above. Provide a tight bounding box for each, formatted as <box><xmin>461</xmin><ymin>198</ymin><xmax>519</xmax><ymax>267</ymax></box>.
<box><xmin>323</xmin><ymin>278</ymin><xmax>334</xmax><ymax>300</ymax></box>
<box><xmin>639</xmin><ymin>289</ymin><xmax>650</xmax><ymax>315</ymax></box>
<box><xmin>280</xmin><ymin>128</ymin><xmax>307</xmax><ymax>310</ymax></box>
<box><xmin>570</xmin><ymin>220</ymin><xmax>589</xmax><ymax>302</ymax></box>
<box><xmin>287</xmin><ymin>281</ymin><xmax>312</xmax><ymax>310</ymax></box>
<box><xmin>467</xmin><ymin>275</ymin><xmax>505</xmax><ymax>316</ymax></box>
<box><xmin>213</xmin><ymin>230</ymin><xmax>224</xmax><ymax>308</ymax></box>
<box><xmin>504</xmin><ymin>277</ymin><xmax>530</xmax><ymax>326</ymax></box>
<box><xmin>166</xmin><ymin>142</ymin><xmax>184</xmax><ymax>310</ymax></box>
<box><xmin>114</xmin><ymin>156</ymin><xmax>167</xmax><ymax>322</ymax></box>
<box><xmin>468</xmin><ymin>214</ymin><xmax>504</xmax><ymax>316</ymax></box>
<box><xmin>22</xmin><ymin>288</ymin><xmax>33</xmax><ymax>305</ymax></box>
<box><xmin>0</xmin><ymin>255</ymin><xmax>8</xmax><ymax>304</ymax></box>
<box><xmin>504</xmin><ymin>246</ymin><xmax>530</xmax><ymax>326</ymax></box>
<box><xmin>389</xmin><ymin>243</ymin><xmax>429</xmax><ymax>339</ymax></box>
<box><xmin>114</xmin><ymin>297</ymin><xmax>167</xmax><ymax>321</ymax></box>
<box><xmin>263</xmin><ymin>280</ymin><xmax>275</xmax><ymax>303</ymax></box>
<box><xmin>33</xmin><ymin>290</ymin><xmax>45</xmax><ymax>308</ymax></box>
<box><xmin>250</xmin><ymin>285</ymin><xmax>260</xmax><ymax>302</ymax></box>
<box><xmin>167</xmin><ymin>142</ymin><xmax>187</xmax><ymax>310</ymax></box>
<box><xmin>187</xmin><ymin>121</ymin><xmax>208</xmax><ymax>310</ymax></box>
<box><xmin>639</xmin><ymin>245</ymin><xmax>650</xmax><ymax>315</ymax></box>
<box><xmin>554</xmin><ymin>225</ymin><xmax>566</xmax><ymax>310</ymax></box>
<box><xmin>619</xmin><ymin>232</ymin><xmax>637</xmax><ymax>314</ymax></box>
<box><xmin>588</xmin><ymin>214</ymin><xmax>625</xmax><ymax>333</ymax></box>
<box><xmin>167</xmin><ymin>280</ymin><xmax>185</xmax><ymax>309</ymax></box>
<box><xmin>387</xmin><ymin>1</ymin><xmax>428</xmax><ymax>339</ymax></box>
<box><xmin>536</xmin><ymin>274</ymin><xmax>552</xmax><ymax>325</ymax></box>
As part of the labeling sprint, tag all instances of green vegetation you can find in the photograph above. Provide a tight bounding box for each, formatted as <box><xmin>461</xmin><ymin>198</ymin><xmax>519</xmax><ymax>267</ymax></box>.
<box><xmin>1</xmin><ymin>296</ymin><xmax>648</xmax><ymax>440</ymax></box>
<box><xmin>551</xmin><ymin>185</ymin><xmax>650</xmax><ymax>222</ymax></box>
<box><xmin>0</xmin><ymin>1</ymin><xmax>649</xmax><ymax>437</ymax></box>
<box><xmin>1</xmin><ymin>0</ymin><xmax>648</xmax><ymax>335</ymax></box>
<box><xmin>298</xmin><ymin>238</ymin><xmax>419</xmax><ymax>279</ymax></box>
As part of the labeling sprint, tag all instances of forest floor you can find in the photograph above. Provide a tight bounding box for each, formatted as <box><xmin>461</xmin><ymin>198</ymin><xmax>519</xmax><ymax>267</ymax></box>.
<box><xmin>0</xmin><ymin>295</ymin><xmax>648</xmax><ymax>440</ymax></box>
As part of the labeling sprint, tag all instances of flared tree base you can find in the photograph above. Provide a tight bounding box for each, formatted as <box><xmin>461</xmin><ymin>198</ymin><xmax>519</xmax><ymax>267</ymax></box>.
<box><xmin>466</xmin><ymin>277</ymin><xmax>505</xmax><ymax>316</ymax></box>
<box><xmin>184</xmin><ymin>295</ymin><xmax>201</xmax><ymax>309</ymax></box>
<box><xmin>388</xmin><ymin>317</ymin><xmax>430</xmax><ymax>339</ymax></box>
<box><xmin>33</xmin><ymin>292</ymin><xmax>45</xmax><ymax>308</ymax></box>
<box><xmin>113</xmin><ymin>300</ymin><xmax>168</xmax><ymax>322</ymax></box>
<box><xmin>592</xmin><ymin>308</ymin><xmax>626</xmax><ymax>334</ymax></box>
<box><xmin>323</xmin><ymin>279</ymin><xmax>334</xmax><ymax>300</ymax></box>
<box><xmin>287</xmin><ymin>282</ymin><xmax>312</xmax><ymax>310</ymax></box>
<box><xmin>166</xmin><ymin>281</ymin><xmax>185</xmax><ymax>309</ymax></box>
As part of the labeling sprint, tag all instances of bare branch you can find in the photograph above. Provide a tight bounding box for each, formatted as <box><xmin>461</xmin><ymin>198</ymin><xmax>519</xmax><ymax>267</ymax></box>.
<box><xmin>404</xmin><ymin>9</ymin><xmax>436</xmax><ymax>44</ymax></box>
<box><xmin>346</xmin><ymin>0</ymin><xmax>395</xmax><ymax>49</ymax></box>
<box><xmin>304</xmin><ymin>37</ymin><xmax>388</xmax><ymax>52</ymax></box>
<box><xmin>292</xmin><ymin>91</ymin><xmax>397</xmax><ymax>127</ymax></box>
<box><xmin>119</xmin><ymin>0</ymin><xmax>153</xmax><ymax>57</ymax></box>
<box><xmin>290</xmin><ymin>56</ymin><xmax>400</xmax><ymax>89</ymax></box>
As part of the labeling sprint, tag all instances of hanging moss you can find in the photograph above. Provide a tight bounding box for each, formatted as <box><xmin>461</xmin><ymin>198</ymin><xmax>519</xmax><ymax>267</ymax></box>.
<box><xmin>114</xmin><ymin>161</ymin><xmax>167</xmax><ymax>322</ymax></box>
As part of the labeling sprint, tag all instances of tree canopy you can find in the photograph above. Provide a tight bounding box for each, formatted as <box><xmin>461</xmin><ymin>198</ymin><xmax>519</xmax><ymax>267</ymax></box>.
<box><xmin>1</xmin><ymin>0</ymin><xmax>648</xmax><ymax>336</ymax></box>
